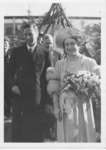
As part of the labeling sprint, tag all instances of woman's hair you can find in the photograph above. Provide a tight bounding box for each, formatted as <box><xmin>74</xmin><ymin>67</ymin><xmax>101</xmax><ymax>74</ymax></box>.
<box><xmin>63</xmin><ymin>36</ymin><xmax>78</xmax><ymax>49</ymax></box>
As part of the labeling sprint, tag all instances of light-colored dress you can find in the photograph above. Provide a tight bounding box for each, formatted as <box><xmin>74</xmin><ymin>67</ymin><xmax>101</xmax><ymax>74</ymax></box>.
<box><xmin>54</xmin><ymin>54</ymin><xmax>100</xmax><ymax>142</ymax></box>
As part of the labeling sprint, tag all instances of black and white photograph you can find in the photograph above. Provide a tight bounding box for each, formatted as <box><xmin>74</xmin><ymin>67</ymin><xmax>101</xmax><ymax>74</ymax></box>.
<box><xmin>0</xmin><ymin>0</ymin><xmax>106</xmax><ymax>148</ymax></box>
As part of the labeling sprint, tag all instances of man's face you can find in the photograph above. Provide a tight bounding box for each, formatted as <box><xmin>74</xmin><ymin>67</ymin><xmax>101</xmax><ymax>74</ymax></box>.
<box><xmin>43</xmin><ymin>35</ymin><xmax>53</xmax><ymax>48</ymax></box>
<box><xmin>23</xmin><ymin>26</ymin><xmax>39</xmax><ymax>46</ymax></box>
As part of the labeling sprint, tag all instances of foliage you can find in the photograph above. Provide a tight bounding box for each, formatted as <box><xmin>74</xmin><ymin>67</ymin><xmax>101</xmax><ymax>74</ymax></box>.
<box><xmin>39</xmin><ymin>3</ymin><xmax>72</xmax><ymax>34</ymax></box>
<box><xmin>80</xmin><ymin>23</ymin><xmax>101</xmax><ymax>65</ymax></box>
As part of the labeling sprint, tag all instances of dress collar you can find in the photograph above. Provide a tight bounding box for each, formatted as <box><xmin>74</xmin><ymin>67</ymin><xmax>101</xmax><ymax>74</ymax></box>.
<box><xmin>66</xmin><ymin>53</ymin><xmax>81</xmax><ymax>62</ymax></box>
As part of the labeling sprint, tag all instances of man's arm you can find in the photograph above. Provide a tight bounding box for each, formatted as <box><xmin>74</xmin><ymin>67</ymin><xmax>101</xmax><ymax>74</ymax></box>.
<box><xmin>8</xmin><ymin>48</ymin><xmax>21</xmax><ymax>95</ymax></box>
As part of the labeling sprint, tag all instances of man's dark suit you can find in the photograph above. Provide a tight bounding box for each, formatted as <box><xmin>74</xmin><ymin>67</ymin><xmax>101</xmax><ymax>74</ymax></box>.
<box><xmin>9</xmin><ymin>44</ymin><xmax>55</xmax><ymax>142</ymax></box>
<box><xmin>4</xmin><ymin>53</ymin><xmax>11</xmax><ymax>117</ymax></box>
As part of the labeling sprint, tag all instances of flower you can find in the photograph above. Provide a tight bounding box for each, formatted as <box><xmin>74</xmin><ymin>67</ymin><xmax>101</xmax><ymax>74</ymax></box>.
<box><xmin>62</xmin><ymin>71</ymin><xmax>101</xmax><ymax>103</ymax></box>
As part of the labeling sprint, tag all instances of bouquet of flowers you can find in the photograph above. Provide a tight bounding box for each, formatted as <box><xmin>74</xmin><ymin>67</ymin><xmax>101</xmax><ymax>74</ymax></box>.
<box><xmin>62</xmin><ymin>71</ymin><xmax>101</xmax><ymax>103</ymax></box>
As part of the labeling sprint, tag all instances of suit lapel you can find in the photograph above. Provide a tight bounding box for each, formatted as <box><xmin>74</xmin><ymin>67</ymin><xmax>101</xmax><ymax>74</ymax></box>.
<box><xmin>33</xmin><ymin>45</ymin><xmax>46</xmax><ymax>75</ymax></box>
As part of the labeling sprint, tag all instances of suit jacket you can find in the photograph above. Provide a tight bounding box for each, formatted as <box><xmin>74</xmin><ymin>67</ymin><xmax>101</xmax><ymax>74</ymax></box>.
<box><xmin>9</xmin><ymin>43</ymin><xmax>50</xmax><ymax>112</ymax></box>
<box><xmin>4</xmin><ymin>53</ymin><xmax>12</xmax><ymax>116</ymax></box>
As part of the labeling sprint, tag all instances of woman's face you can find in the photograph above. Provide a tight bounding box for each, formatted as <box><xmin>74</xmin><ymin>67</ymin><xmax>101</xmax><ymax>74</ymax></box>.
<box><xmin>64</xmin><ymin>38</ymin><xmax>77</xmax><ymax>56</ymax></box>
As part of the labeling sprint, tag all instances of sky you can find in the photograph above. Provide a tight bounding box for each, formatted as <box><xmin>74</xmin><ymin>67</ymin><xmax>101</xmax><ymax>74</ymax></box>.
<box><xmin>0</xmin><ymin>0</ymin><xmax>105</xmax><ymax>17</ymax></box>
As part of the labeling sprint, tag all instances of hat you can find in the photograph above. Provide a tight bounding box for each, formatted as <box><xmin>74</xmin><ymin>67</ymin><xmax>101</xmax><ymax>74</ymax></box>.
<box><xmin>54</xmin><ymin>27</ymin><xmax>81</xmax><ymax>49</ymax></box>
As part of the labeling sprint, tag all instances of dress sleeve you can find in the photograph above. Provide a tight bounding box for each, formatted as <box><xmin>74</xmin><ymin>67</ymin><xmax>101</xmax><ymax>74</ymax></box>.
<box><xmin>88</xmin><ymin>58</ymin><xmax>97</xmax><ymax>72</ymax></box>
<box><xmin>84</xmin><ymin>57</ymin><xmax>100</xmax><ymax>76</ymax></box>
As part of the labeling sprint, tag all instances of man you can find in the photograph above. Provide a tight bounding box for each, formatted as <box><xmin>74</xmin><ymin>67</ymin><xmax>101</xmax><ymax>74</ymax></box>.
<box><xmin>38</xmin><ymin>34</ymin><xmax>53</xmax><ymax>107</ymax></box>
<box><xmin>9</xmin><ymin>22</ymin><xmax>53</xmax><ymax>142</ymax></box>
<box><xmin>41</xmin><ymin>34</ymin><xmax>63</xmax><ymax>66</ymax></box>
<box><xmin>38</xmin><ymin>34</ymin><xmax>57</xmax><ymax>141</ymax></box>
<box><xmin>4</xmin><ymin>36</ymin><xmax>11</xmax><ymax>118</ymax></box>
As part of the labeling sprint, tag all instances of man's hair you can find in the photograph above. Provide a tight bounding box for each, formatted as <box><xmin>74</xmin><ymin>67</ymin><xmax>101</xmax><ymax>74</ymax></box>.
<box><xmin>21</xmin><ymin>21</ymin><xmax>39</xmax><ymax>32</ymax></box>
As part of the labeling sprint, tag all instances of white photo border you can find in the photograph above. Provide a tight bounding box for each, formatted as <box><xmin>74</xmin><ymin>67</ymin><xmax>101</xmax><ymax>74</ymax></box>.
<box><xmin>0</xmin><ymin>0</ymin><xmax>106</xmax><ymax>149</ymax></box>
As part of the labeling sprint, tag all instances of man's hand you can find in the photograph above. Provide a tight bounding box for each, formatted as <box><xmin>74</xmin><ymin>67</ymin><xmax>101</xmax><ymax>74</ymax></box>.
<box><xmin>11</xmin><ymin>85</ymin><xmax>21</xmax><ymax>95</ymax></box>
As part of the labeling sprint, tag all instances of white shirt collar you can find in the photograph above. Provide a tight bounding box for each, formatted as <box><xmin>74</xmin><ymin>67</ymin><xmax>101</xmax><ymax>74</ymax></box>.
<box><xmin>26</xmin><ymin>42</ymin><xmax>37</xmax><ymax>53</ymax></box>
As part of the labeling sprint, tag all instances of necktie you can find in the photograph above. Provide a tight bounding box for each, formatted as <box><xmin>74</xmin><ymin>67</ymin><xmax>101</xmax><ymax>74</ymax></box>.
<box><xmin>29</xmin><ymin>48</ymin><xmax>32</xmax><ymax>53</ymax></box>
<box><xmin>28</xmin><ymin>48</ymin><xmax>33</xmax><ymax>58</ymax></box>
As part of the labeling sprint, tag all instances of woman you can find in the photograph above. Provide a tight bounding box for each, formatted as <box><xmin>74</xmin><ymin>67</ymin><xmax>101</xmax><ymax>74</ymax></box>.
<box><xmin>47</xmin><ymin>35</ymin><xmax>100</xmax><ymax>142</ymax></box>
